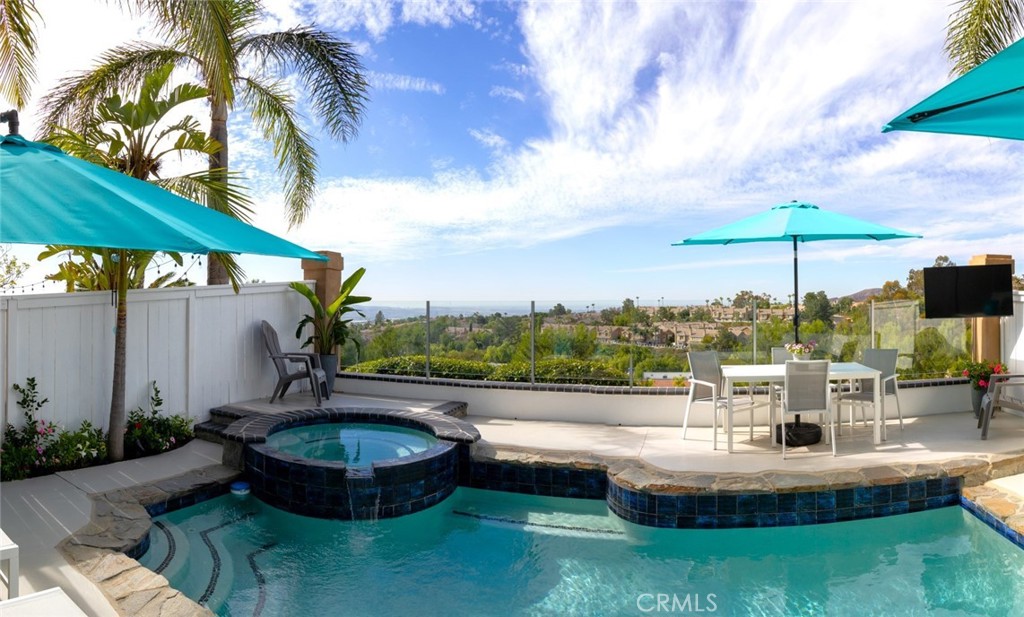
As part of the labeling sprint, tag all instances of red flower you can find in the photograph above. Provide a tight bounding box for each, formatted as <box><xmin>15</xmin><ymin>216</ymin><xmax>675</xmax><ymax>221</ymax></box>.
<box><xmin>134</xmin><ymin>422</ymin><xmax>143</xmax><ymax>430</ymax></box>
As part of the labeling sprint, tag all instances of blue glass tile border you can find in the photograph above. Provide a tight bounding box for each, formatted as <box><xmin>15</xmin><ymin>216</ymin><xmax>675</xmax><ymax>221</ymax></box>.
<box><xmin>606</xmin><ymin>475</ymin><xmax>963</xmax><ymax>528</ymax></box>
<box><xmin>961</xmin><ymin>495</ymin><xmax>1024</xmax><ymax>549</ymax></box>
<box><xmin>463</xmin><ymin>459</ymin><xmax>607</xmax><ymax>499</ymax></box>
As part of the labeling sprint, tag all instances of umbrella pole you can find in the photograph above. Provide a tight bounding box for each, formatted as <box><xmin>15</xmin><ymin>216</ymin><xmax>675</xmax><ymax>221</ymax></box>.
<box><xmin>792</xmin><ymin>236</ymin><xmax>802</xmax><ymax>427</ymax></box>
<box><xmin>792</xmin><ymin>236</ymin><xmax>799</xmax><ymax>343</ymax></box>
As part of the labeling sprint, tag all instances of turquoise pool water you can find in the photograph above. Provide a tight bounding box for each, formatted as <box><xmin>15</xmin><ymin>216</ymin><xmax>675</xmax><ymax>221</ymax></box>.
<box><xmin>264</xmin><ymin>422</ymin><xmax>437</xmax><ymax>465</ymax></box>
<box><xmin>140</xmin><ymin>488</ymin><xmax>1024</xmax><ymax>616</ymax></box>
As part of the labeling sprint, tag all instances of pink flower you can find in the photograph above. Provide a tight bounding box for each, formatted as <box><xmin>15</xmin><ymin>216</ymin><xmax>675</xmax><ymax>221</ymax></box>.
<box><xmin>979</xmin><ymin>379</ymin><xmax>989</xmax><ymax>389</ymax></box>
<box><xmin>170</xmin><ymin>436</ymin><xmax>176</xmax><ymax>444</ymax></box>
<box><xmin>36</xmin><ymin>446</ymin><xmax>43</xmax><ymax>454</ymax></box>
<box><xmin>962</xmin><ymin>369</ymin><xmax>970</xmax><ymax>377</ymax></box>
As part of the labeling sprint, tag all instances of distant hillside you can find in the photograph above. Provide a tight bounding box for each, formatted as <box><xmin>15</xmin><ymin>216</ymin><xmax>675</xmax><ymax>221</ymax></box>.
<box><xmin>837</xmin><ymin>288</ymin><xmax>881</xmax><ymax>302</ymax></box>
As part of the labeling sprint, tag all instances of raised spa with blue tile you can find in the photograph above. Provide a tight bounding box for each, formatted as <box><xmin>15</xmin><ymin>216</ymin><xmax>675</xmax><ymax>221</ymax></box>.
<box><xmin>233</xmin><ymin>408</ymin><xmax>480</xmax><ymax>521</ymax></box>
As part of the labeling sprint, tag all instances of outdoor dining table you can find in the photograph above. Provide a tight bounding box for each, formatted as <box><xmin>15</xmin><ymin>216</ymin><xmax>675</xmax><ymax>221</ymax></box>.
<box><xmin>721</xmin><ymin>362</ymin><xmax>884</xmax><ymax>453</ymax></box>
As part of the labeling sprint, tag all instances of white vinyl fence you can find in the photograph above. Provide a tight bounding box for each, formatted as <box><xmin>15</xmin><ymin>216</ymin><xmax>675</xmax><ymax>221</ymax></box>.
<box><xmin>1002</xmin><ymin>291</ymin><xmax>1024</xmax><ymax>374</ymax></box>
<box><xmin>0</xmin><ymin>283</ymin><xmax>311</xmax><ymax>431</ymax></box>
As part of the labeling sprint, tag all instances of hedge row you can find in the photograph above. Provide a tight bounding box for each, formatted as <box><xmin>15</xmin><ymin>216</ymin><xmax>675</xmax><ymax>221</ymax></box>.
<box><xmin>346</xmin><ymin>356</ymin><xmax>630</xmax><ymax>385</ymax></box>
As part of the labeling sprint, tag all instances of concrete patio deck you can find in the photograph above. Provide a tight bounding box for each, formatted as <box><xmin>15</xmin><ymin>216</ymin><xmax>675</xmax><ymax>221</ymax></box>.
<box><xmin>2</xmin><ymin>390</ymin><xmax>1024</xmax><ymax>616</ymax></box>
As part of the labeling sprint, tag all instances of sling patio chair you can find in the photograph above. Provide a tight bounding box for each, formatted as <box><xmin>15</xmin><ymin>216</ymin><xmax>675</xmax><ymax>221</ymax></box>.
<box><xmin>836</xmin><ymin>348</ymin><xmax>903</xmax><ymax>435</ymax></box>
<box><xmin>782</xmin><ymin>359</ymin><xmax>836</xmax><ymax>459</ymax></box>
<box><xmin>683</xmin><ymin>351</ymin><xmax>764</xmax><ymax>450</ymax></box>
<box><xmin>260</xmin><ymin>320</ymin><xmax>329</xmax><ymax>406</ymax></box>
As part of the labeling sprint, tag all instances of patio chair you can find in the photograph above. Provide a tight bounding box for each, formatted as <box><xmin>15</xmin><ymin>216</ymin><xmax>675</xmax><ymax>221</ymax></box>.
<box><xmin>836</xmin><ymin>348</ymin><xmax>902</xmax><ymax>434</ymax></box>
<box><xmin>782</xmin><ymin>360</ymin><xmax>835</xmax><ymax>458</ymax></box>
<box><xmin>979</xmin><ymin>373</ymin><xmax>1024</xmax><ymax>440</ymax></box>
<box><xmin>260</xmin><ymin>320</ymin><xmax>328</xmax><ymax>406</ymax></box>
<box><xmin>683</xmin><ymin>351</ymin><xmax>762</xmax><ymax>450</ymax></box>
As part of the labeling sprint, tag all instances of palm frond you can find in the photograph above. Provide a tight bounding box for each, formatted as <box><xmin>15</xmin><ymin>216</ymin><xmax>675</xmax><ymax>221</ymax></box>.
<box><xmin>239</xmin><ymin>77</ymin><xmax>317</xmax><ymax>227</ymax></box>
<box><xmin>37</xmin><ymin>43</ymin><xmax>189</xmax><ymax>137</ymax></box>
<box><xmin>209</xmin><ymin>252</ymin><xmax>244</xmax><ymax>293</ymax></box>
<box><xmin>239</xmin><ymin>27</ymin><xmax>369</xmax><ymax>142</ymax></box>
<box><xmin>0</xmin><ymin>0</ymin><xmax>41</xmax><ymax>108</ymax></box>
<box><xmin>946</xmin><ymin>0</ymin><xmax>1024</xmax><ymax>75</ymax></box>
<box><xmin>118</xmin><ymin>0</ymin><xmax>251</xmax><ymax>104</ymax></box>
<box><xmin>153</xmin><ymin>169</ymin><xmax>254</xmax><ymax>221</ymax></box>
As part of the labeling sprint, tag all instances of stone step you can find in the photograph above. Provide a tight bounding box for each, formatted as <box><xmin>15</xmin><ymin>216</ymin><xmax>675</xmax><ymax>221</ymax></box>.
<box><xmin>208</xmin><ymin>406</ymin><xmax>251</xmax><ymax>426</ymax></box>
<box><xmin>194</xmin><ymin>421</ymin><xmax>226</xmax><ymax>444</ymax></box>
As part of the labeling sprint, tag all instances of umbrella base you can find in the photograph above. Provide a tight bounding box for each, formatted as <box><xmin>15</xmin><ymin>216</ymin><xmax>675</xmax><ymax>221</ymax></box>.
<box><xmin>774</xmin><ymin>422</ymin><xmax>822</xmax><ymax>447</ymax></box>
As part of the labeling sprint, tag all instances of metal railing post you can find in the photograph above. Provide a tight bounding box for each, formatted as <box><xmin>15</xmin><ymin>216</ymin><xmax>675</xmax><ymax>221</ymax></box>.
<box><xmin>425</xmin><ymin>300</ymin><xmax>431</xmax><ymax>378</ymax></box>
<box><xmin>530</xmin><ymin>301</ymin><xmax>536</xmax><ymax>384</ymax></box>
<box><xmin>870</xmin><ymin>300</ymin><xmax>875</xmax><ymax>349</ymax></box>
<box><xmin>752</xmin><ymin>299</ymin><xmax>758</xmax><ymax>364</ymax></box>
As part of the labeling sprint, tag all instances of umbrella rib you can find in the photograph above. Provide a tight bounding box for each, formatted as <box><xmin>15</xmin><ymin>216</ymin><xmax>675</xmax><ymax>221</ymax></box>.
<box><xmin>908</xmin><ymin>85</ymin><xmax>1024</xmax><ymax>123</ymax></box>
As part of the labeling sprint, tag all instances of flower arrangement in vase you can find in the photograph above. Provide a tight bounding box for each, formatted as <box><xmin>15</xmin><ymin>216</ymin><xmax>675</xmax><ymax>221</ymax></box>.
<box><xmin>784</xmin><ymin>340</ymin><xmax>816</xmax><ymax>359</ymax></box>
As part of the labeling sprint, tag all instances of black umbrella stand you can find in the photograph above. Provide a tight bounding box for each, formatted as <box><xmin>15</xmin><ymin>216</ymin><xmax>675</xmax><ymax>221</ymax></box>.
<box><xmin>774</xmin><ymin>236</ymin><xmax>823</xmax><ymax>447</ymax></box>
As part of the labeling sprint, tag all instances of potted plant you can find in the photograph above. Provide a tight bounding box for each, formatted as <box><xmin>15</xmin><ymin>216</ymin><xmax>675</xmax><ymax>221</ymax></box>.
<box><xmin>290</xmin><ymin>267</ymin><xmax>370</xmax><ymax>394</ymax></box>
<box><xmin>954</xmin><ymin>359</ymin><xmax>1006</xmax><ymax>418</ymax></box>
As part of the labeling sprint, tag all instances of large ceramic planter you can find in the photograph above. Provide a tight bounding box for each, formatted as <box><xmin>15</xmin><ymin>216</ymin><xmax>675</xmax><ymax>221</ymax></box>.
<box><xmin>319</xmin><ymin>353</ymin><xmax>339</xmax><ymax>396</ymax></box>
<box><xmin>970</xmin><ymin>386</ymin><xmax>985</xmax><ymax>419</ymax></box>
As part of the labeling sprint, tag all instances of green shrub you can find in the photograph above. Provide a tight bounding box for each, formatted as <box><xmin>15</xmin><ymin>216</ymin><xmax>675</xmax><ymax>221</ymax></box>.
<box><xmin>124</xmin><ymin>382</ymin><xmax>193</xmax><ymax>459</ymax></box>
<box><xmin>347</xmin><ymin>355</ymin><xmax>493</xmax><ymax>380</ymax></box>
<box><xmin>490</xmin><ymin>358</ymin><xmax>630</xmax><ymax>385</ymax></box>
<box><xmin>1</xmin><ymin>378</ymin><xmax>106</xmax><ymax>481</ymax></box>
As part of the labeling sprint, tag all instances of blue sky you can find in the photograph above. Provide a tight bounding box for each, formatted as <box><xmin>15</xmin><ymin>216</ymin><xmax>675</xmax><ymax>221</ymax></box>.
<box><xmin>9</xmin><ymin>0</ymin><xmax>1024</xmax><ymax>307</ymax></box>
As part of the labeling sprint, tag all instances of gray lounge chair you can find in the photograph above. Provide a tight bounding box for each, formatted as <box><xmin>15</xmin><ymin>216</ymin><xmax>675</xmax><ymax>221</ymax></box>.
<box><xmin>260</xmin><ymin>320</ymin><xmax>328</xmax><ymax>406</ymax></box>
<box><xmin>979</xmin><ymin>373</ymin><xmax>1024</xmax><ymax>439</ymax></box>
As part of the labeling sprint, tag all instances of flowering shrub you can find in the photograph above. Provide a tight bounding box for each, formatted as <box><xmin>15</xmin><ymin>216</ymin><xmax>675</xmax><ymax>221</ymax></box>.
<box><xmin>784</xmin><ymin>340</ymin><xmax>817</xmax><ymax>356</ymax></box>
<box><xmin>1</xmin><ymin>378</ymin><xmax>106</xmax><ymax>481</ymax></box>
<box><xmin>956</xmin><ymin>359</ymin><xmax>1005</xmax><ymax>391</ymax></box>
<box><xmin>124</xmin><ymin>382</ymin><xmax>193</xmax><ymax>459</ymax></box>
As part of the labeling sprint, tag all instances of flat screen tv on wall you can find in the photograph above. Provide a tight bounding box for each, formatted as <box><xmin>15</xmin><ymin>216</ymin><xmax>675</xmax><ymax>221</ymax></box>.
<box><xmin>923</xmin><ymin>264</ymin><xmax>1014</xmax><ymax>318</ymax></box>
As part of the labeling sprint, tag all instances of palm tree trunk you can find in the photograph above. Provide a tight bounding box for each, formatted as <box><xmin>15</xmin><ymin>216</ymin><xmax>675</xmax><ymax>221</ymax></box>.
<box><xmin>107</xmin><ymin>250</ymin><xmax>129</xmax><ymax>461</ymax></box>
<box><xmin>207</xmin><ymin>95</ymin><xmax>230</xmax><ymax>285</ymax></box>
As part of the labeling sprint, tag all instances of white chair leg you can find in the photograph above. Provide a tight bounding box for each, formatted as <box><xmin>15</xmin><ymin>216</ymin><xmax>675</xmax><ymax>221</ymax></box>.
<box><xmin>894</xmin><ymin>391</ymin><xmax>904</xmax><ymax>431</ymax></box>
<box><xmin>682</xmin><ymin>393</ymin><xmax>694</xmax><ymax>439</ymax></box>
<box><xmin>830</xmin><ymin>411</ymin><xmax>837</xmax><ymax>457</ymax></box>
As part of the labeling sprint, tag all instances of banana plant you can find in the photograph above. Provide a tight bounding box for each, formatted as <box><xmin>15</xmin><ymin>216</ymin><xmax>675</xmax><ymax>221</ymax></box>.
<box><xmin>290</xmin><ymin>267</ymin><xmax>371</xmax><ymax>354</ymax></box>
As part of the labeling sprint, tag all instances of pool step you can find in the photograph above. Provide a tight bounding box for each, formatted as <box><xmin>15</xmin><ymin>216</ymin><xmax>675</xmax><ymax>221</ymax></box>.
<box><xmin>450</xmin><ymin>497</ymin><xmax>626</xmax><ymax>539</ymax></box>
<box><xmin>195</xmin><ymin>406</ymin><xmax>261</xmax><ymax>444</ymax></box>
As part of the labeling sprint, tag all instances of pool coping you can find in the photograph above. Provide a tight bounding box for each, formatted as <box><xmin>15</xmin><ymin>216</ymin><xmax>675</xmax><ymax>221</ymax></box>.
<box><xmin>56</xmin><ymin>464</ymin><xmax>240</xmax><ymax>617</ymax></box>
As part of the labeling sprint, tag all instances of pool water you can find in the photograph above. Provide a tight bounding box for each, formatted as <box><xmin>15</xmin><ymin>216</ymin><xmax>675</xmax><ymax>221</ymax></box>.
<box><xmin>140</xmin><ymin>488</ymin><xmax>1024</xmax><ymax>617</ymax></box>
<box><xmin>264</xmin><ymin>422</ymin><xmax>438</xmax><ymax>466</ymax></box>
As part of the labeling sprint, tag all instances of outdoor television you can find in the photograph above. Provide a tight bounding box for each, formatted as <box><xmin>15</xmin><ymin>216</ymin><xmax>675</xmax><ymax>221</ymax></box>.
<box><xmin>923</xmin><ymin>264</ymin><xmax>1014</xmax><ymax>318</ymax></box>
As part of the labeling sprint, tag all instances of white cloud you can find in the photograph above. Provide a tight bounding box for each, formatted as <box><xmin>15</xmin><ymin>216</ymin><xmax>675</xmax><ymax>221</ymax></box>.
<box><xmin>366</xmin><ymin>71</ymin><xmax>445</xmax><ymax>94</ymax></box>
<box><xmin>400</xmin><ymin>0</ymin><xmax>477</xmax><ymax>28</ymax></box>
<box><xmin>292</xmin><ymin>0</ymin><xmax>1023</xmax><ymax>279</ymax></box>
<box><xmin>468</xmin><ymin>128</ymin><xmax>508</xmax><ymax>150</ymax></box>
<box><xmin>489</xmin><ymin>85</ymin><xmax>525</xmax><ymax>102</ymax></box>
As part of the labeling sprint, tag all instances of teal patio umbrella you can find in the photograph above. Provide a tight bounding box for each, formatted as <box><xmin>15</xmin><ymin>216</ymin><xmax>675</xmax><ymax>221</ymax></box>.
<box><xmin>0</xmin><ymin>133</ymin><xmax>327</xmax><ymax>461</ymax></box>
<box><xmin>674</xmin><ymin>201</ymin><xmax>921</xmax><ymax>342</ymax></box>
<box><xmin>0</xmin><ymin>134</ymin><xmax>326</xmax><ymax>260</ymax></box>
<box><xmin>883</xmin><ymin>37</ymin><xmax>1024</xmax><ymax>140</ymax></box>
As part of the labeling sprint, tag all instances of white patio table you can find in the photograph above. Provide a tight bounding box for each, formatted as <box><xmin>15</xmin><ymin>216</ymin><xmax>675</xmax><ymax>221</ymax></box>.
<box><xmin>721</xmin><ymin>362</ymin><xmax>884</xmax><ymax>453</ymax></box>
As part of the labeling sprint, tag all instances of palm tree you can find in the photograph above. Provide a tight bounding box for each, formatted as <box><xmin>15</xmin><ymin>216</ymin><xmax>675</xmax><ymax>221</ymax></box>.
<box><xmin>945</xmin><ymin>0</ymin><xmax>1024</xmax><ymax>74</ymax></box>
<box><xmin>44</xmin><ymin>63</ymin><xmax>253</xmax><ymax>461</ymax></box>
<box><xmin>0</xmin><ymin>0</ymin><xmax>41</xmax><ymax>108</ymax></box>
<box><xmin>39</xmin><ymin>0</ymin><xmax>369</xmax><ymax>285</ymax></box>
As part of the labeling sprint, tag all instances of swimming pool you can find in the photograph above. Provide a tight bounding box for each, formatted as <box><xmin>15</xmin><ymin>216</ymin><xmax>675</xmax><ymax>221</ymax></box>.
<box><xmin>140</xmin><ymin>488</ymin><xmax>1024</xmax><ymax>616</ymax></box>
